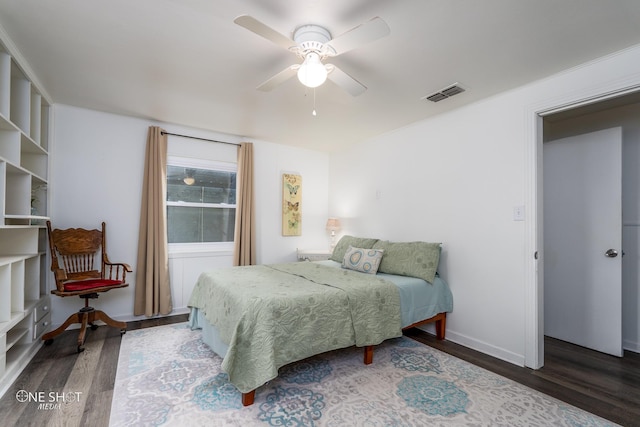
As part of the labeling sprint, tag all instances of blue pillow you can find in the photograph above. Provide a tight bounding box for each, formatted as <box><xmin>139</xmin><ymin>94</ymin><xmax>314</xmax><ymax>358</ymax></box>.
<box><xmin>342</xmin><ymin>246</ymin><xmax>384</xmax><ymax>274</ymax></box>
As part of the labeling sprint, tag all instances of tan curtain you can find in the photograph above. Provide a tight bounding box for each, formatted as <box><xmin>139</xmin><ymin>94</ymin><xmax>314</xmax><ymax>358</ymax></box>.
<box><xmin>233</xmin><ymin>142</ymin><xmax>256</xmax><ymax>266</ymax></box>
<box><xmin>134</xmin><ymin>126</ymin><xmax>172</xmax><ymax>316</ymax></box>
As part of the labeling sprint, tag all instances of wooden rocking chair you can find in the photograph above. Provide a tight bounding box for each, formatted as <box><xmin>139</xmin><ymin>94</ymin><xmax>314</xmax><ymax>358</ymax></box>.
<box><xmin>42</xmin><ymin>221</ymin><xmax>132</xmax><ymax>352</ymax></box>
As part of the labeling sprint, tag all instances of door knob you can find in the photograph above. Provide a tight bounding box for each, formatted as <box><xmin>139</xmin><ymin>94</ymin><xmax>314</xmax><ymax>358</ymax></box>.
<box><xmin>605</xmin><ymin>249</ymin><xmax>618</xmax><ymax>258</ymax></box>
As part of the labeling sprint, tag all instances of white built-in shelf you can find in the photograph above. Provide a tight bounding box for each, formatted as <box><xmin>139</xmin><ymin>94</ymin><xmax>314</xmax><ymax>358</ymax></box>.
<box><xmin>6</xmin><ymin>328</ymin><xmax>29</xmax><ymax>351</ymax></box>
<box><xmin>0</xmin><ymin>40</ymin><xmax>51</xmax><ymax>398</ymax></box>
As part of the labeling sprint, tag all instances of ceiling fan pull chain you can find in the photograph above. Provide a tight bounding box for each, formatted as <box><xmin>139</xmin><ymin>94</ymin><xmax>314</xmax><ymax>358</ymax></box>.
<box><xmin>312</xmin><ymin>88</ymin><xmax>317</xmax><ymax>116</ymax></box>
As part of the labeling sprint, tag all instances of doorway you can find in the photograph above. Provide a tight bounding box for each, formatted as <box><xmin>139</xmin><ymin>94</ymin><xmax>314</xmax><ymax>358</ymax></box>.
<box><xmin>541</xmin><ymin>92</ymin><xmax>640</xmax><ymax>361</ymax></box>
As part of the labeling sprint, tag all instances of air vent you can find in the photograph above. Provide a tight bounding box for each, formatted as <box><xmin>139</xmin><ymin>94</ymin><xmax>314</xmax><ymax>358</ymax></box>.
<box><xmin>422</xmin><ymin>83</ymin><xmax>466</xmax><ymax>103</ymax></box>
<box><xmin>426</xmin><ymin>93</ymin><xmax>448</xmax><ymax>103</ymax></box>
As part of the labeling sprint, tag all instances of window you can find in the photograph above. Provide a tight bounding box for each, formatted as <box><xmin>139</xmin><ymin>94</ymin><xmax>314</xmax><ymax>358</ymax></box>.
<box><xmin>166</xmin><ymin>157</ymin><xmax>236</xmax><ymax>251</ymax></box>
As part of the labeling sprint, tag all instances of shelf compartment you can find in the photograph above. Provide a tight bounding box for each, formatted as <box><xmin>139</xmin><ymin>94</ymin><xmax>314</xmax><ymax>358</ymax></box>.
<box><xmin>10</xmin><ymin>61</ymin><xmax>30</xmax><ymax>136</ymax></box>
<box><xmin>21</xmin><ymin>133</ymin><xmax>48</xmax><ymax>179</ymax></box>
<box><xmin>5</xmin><ymin>343</ymin><xmax>32</xmax><ymax>373</ymax></box>
<box><xmin>29</xmin><ymin>91</ymin><xmax>41</xmax><ymax>145</ymax></box>
<box><xmin>4</xmin><ymin>315</ymin><xmax>37</xmax><ymax>373</ymax></box>
<box><xmin>5</xmin><ymin>327</ymin><xmax>28</xmax><ymax>352</ymax></box>
<box><xmin>39</xmin><ymin>256</ymin><xmax>47</xmax><ymax>296</ymax></box>
<box><xmin>0</xmin><ymin>228</ymin><xmax>39</xmax><ymax>254</ymax></box>
<box><xmin>0</xmin><ymin>311</ymin><xmax>24</xmax><ymax>336</ymax></box>
<box><xmin>30</xmin><ymin>175</ymin><xmax>47</xmax><ymax>217</ymax></box>
<box><xmin>24</xmin><ymin>255</ymin><xmax>40</xmax><ymax>302</ymax></box>
<box><xmin>0</xmin><ymin>129</ymin><xmax>21</xmax><ymax>166</ymax></box>
<box><xmin>10</xmin><ymin>260</ymin><xmax>25</xmax><ymax>313</ymax></box>
<box><xmin>0</xmin><ymin>264</ymin><xmax>9</xmax><ymax>322</ymax></box>
<box><xmin>39</xmin><ymin>101</ymin><xmax>49</xmax><ymax>151</ymax></box>
<box><xmin>0</xmin><ymin>162</ymin><xmax>5</xmax><ymax>225</ymax></box>
<box><xmin>4</xmin><ymin>164</ymin><xmax>30</xmax><ymax>216</ymax></box>
<box><xmin>4</xmin><ymin>218</ymin><xmax>32</xmax><ymax>227</ymax></box>
<box><xmin>0</xmin><ymin>51</ymin><xmax>9</xmax><ymax>118</ymax></box>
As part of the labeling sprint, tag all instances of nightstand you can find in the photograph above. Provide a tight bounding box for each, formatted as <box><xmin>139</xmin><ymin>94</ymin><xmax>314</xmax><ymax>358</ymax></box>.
<box><xmin>296</xmin><ymin>248</ymin><xmax>332</xmax><ymax>261</ymax></box>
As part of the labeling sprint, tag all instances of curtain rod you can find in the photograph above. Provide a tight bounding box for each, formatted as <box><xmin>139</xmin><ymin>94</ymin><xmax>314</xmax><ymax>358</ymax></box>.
<box><xmin>161</xmin><ymin>131</ymin><xmax>241</xmax><ymax>147</ymax></box>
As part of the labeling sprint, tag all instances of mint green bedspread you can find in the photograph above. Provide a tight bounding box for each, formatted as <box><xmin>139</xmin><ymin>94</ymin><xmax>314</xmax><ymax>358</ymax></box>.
<box><xmin>188</xmin><ymin>262</ymin><xmax>402</xmax><ymax>393</ymax></box>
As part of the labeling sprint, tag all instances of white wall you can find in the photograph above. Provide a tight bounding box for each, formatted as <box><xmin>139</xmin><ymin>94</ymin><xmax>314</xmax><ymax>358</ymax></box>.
<box><xmin>50</xmin><ymin>104</ymin><xmax>330</xmax><ymax>326</ymax></box>
<box><xmin>544</xmin><ymin>104</ymin><xmax>640</xmax><ymax>353</ymax></box>
<box><xmin>329</xmin><ymin>96</ymin><xmax>529</xmax><ymax>365</ymax></box>
<box><xmin>329</xmin><ymin>43</ymin><xmax>640</xmax><ymax>366</ymax></box>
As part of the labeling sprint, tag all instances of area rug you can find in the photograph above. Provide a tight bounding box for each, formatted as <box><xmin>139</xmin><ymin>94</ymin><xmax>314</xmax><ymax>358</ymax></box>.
<box><xmin>109</xmin><ymin>323</ymin><xmax>617</xmax><ymax>426</ymax></box>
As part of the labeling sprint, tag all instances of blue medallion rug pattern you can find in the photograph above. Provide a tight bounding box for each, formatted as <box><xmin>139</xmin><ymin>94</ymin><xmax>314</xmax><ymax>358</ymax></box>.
<box><xmin>109</xmin><ymin>323</ymin><xmax>618</xmax><ymax>426</ymax></box>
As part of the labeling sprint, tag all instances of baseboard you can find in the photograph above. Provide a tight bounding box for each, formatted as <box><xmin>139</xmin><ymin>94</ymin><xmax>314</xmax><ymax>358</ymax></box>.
<box><xmin>418</xmin><ymin>324</ymin><xmax>526</xmax><ymax>367</ymax></box>
<box><xmin>623</xmin><ymin>339</ymin><xmax>640</xmax><ymax>354</ymax></box>
<box><xmin>113</xmin><ymin>307</ymin><xmax>190</xmax><ymax>323</ymax></box>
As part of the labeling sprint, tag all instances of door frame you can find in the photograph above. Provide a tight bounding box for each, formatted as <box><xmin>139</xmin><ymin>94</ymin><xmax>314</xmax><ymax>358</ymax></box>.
<box><xmin>524</xmin><ymin>85</ymin><xmax>640</xmax><ymax>369</ymax></box>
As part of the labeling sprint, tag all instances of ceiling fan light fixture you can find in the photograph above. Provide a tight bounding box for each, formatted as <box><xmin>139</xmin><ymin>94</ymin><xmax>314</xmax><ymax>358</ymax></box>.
<box><xmin>297</xmin><ymin>52</ymin><xmax>327</xmax><ymax>88</ymax></box>
<box><xmin>183</xmin><ymin>168</ymin><xmax>196</xmax><ymax>185</ymax></box>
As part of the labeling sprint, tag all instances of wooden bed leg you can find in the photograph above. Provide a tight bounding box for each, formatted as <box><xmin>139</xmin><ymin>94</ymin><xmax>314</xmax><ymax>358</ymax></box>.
<box><xmin>364</xmin><ymin>345</ymin><xmax>374</xmax><ymax>365</ymax></box>
<box><xmin>435</xmin><ymin>314</ymin><xmax>447</xmax><ymax>340</ymax></box>
<box><xmin>242</xmin><ymin>390</ymin><xmax>255</xmax><ymax>406</ymax></box>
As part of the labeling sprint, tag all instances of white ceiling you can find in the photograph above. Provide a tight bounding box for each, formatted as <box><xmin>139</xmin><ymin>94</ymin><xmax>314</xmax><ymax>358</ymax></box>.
<box><xmin>1</xmin><ymin>0</ymin><xmax>640</xmax><ymax>152</ymax></box>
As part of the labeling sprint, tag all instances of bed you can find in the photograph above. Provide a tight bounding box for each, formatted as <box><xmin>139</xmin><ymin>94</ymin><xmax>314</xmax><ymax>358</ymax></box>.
<box><xmin>188</xmin><ymin>237</ymin><xmax>454</xmax><ymax>406</ymax></box>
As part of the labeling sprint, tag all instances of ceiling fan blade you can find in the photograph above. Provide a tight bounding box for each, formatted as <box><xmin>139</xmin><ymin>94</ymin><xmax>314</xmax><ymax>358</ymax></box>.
<box><xmin>256</xmin><ymin>65</ymin><xmax>298</xmax><ymax>91</ymax></box>
<box><xmin>327</xmin><ymin>17</ymin><xmax>390</xmax><ymax>56</ymax></box>
<box><xmin>327</xmin><ymin>65</ymin><xmax>367</xmax><ymax>96</ymax></box>
<box><xmin>234</xmin><ymin>15</ymin><xmax>294</xmax><ymax>50</ymax></box>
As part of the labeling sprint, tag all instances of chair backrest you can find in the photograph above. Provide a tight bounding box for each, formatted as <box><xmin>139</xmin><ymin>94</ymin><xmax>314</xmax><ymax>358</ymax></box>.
<box><xmin>47</xmin><ymin>221</ymin><xmax>107</xmax><ymax>291</ymax></box>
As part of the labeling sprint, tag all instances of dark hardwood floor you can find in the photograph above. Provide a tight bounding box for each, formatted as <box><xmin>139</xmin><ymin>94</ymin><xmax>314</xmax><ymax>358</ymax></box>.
<box><xmin>406</xmin><ymin>329</ymin><xmax>640</xmax><ymax>427</ymax></box>
<box><xmin>1</xmin><ymin>317</ymin><xmax>638</xmax><ymax>426</ymax></box>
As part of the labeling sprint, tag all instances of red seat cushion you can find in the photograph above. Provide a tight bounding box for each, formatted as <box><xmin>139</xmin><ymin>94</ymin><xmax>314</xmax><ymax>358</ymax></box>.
<box><xmin>64</xmin><ymin>279</ymin><xmax>124</xmax><ymax>292</ymax></box>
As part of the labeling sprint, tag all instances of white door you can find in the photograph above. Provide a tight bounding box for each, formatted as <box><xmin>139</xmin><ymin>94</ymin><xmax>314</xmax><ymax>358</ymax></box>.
<box><xmin>544</xmin><ymin>127</ymin><xmax>623</xmax><ymax>357</ymax></box>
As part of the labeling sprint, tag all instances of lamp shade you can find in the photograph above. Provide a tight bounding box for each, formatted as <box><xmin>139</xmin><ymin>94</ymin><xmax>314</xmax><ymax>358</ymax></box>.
<box><xmin>297</xmin><ymin>52</ymin><xmax>328</xmax><ymax>88</ymax></box>
<box><xmin>326</xmin><ymin>217</ymin><xmax>341</xmax><ymax>232</ymax></box>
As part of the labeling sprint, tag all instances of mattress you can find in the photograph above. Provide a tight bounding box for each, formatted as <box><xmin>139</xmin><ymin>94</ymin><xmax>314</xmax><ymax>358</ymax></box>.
<box><xmin>316</xmin><ymin>260</ymin><xmax>453</xmax><ymax>328</ymax></box>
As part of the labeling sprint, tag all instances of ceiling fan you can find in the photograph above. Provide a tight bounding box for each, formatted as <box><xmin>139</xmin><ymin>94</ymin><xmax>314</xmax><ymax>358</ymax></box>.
<box><xmin>234</xmin><ymin>15</ymin><xmax>390</xmax><ymax>96</ymax></box>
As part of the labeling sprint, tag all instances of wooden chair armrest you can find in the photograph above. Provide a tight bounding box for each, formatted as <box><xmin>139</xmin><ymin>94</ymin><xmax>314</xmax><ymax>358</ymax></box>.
<box><xmin>103</xmin><ymin>259</ymin><xmax>133</xmax><ymax>281</ymax></box>
<box><xmin>52</xmin><ymin>268</ymin><xmax>68</xmax><ymax>292</ymax></box>
<box><xmin>53</xmin><ymin>268</ymin><xmax>68</xmax><ymax>281</ymax></box>
<box><xmin>104</xmin><ymin>252</ymin><xmax>133</xmax><ymax>272</ymax></box>
<box><xmin>105</xmin><ymin>261</ymin><xmax>133</xmax><ymax>272</ymax></box>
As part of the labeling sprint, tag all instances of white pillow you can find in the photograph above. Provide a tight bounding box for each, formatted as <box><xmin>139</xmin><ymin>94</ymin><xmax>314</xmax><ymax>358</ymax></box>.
<box><xmin>342</xmin><ymin>246</ymin><xmax>384</xmax><ymax>274</ymax></box>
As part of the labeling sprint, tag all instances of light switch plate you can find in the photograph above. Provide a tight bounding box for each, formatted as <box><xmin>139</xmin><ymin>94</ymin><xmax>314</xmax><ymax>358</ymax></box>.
<box><xmin>513</xmin><ymin>205</ymin><xmax>525</xmax><ymax>221</ymax></box>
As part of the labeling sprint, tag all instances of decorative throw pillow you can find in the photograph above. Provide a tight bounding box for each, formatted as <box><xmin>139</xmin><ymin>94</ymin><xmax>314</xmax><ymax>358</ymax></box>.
<box><xmin>342</xmin><ymin>246</ymin><xmax>384</xmax><ymax>274</ymax></box>
<box><xmin>373</xmin><ymin>240</ymin><xmax>441</xmax><ymax>283</ymax></box>
<box><xmin>329</xmin><ymin>235</ymin><xmax>379</xmax><ymax>263</ymax></box>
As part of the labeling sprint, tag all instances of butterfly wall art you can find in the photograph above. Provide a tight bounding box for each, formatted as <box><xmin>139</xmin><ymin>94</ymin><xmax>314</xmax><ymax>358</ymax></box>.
<box><xmin>282</xmin><ymin>173</ymin><xmax>302</xmax><ymax>236</ymax></box>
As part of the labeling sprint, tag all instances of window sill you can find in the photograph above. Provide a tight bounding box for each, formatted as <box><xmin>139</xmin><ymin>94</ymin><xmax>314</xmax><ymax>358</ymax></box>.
<box><xmin>168</xmin><ymin>249</ymin><xmax>234</xmax><ymax>259</ymax></box>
